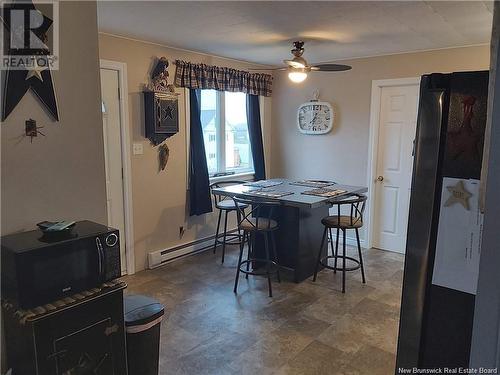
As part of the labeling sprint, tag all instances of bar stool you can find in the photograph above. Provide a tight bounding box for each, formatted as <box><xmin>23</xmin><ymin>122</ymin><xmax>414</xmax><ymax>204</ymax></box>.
<box><xmin>232</xmin><ymin>197</ymin><xmax>281</xmax><ymax>297</ymax></box>
<box><xmin>210</xmin><ymin>181</ymin><xmax>249</xmax><ymax>264</ymax></box>
<box><xmin>313</xmin><ymin>194</ymin><xmax>367</xmax><ymax>293</ymax></box>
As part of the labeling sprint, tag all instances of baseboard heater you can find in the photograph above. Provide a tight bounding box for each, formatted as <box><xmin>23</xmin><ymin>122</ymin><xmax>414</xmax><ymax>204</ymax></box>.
<box><xmin>148</xmin><ymin>228</ymin><xmax>238</xmax><ymax>269</ymax></box>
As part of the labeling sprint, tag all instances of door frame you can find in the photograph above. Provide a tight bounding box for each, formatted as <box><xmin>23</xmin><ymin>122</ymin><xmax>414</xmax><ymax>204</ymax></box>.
<box><xmin>100</xmin><ymin>59</ymin><xmax>135</xmax><ymax>275</ymax></box>
<box><xmin>366</xmin><ymin>77</ymin><xmax>421</xmax><ymax>250</ymax></box>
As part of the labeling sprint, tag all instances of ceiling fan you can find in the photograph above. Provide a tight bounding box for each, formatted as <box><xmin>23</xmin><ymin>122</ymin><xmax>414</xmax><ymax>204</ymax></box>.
<box><xmin>256</xmin><ymin>41</ymin><xmax>352</xmax><ymax>83</ymax></box>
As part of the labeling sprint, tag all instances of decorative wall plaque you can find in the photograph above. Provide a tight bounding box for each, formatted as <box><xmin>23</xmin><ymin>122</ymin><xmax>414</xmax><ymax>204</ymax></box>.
<box><xmin>143</xmin><ymin>57</ymin><xmax>179</xmax><ymax>146</ymax></box>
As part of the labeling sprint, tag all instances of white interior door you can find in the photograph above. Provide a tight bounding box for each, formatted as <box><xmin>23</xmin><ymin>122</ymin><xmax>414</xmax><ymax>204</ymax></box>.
<box><xmin>100</xmin><ymin>68</ymin><xmax>127</xmax><ymax>273</ymax></box>
<box><xmin>372</xmin><ymin>84</ymin><xmax>419</xmax><ymax>253</ymax></box>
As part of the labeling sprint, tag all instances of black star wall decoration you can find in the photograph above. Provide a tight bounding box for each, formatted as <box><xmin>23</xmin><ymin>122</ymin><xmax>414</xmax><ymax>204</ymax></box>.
<box><xmin>1</xmin><ymin>0</ymin><xmax>59</xmax><ymax>121</ymax></box>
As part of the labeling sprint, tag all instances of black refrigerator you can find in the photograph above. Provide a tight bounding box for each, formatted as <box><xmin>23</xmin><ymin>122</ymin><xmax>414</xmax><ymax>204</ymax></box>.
<box><xmin>396</xmin><ymin>71</ymin><xmax>488</xmax><ymax>372</ymax></box>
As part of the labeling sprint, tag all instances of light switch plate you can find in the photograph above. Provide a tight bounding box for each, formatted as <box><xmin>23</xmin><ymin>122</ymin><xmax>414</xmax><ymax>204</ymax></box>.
<box><xmin>132</xmin><ymin>143</ymin><xmax>143</xmax><ymax>155</ymax></box>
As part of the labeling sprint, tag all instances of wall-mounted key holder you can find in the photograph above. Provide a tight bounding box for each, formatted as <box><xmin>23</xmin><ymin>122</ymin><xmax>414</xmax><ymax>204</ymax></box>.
<box><xmin>144</xmin><ymin>91</ymin><xmax>179</xmax><ymax>146</ymax></box>
<box><xmin>143</xmin><ymin>56</ymin><xmax>179</xmax><ymax>146</ymax></box>
<box><xmin>25</xmin><ymin>119</ymin><xmax>45</xmax><ymax>143</ymax></box>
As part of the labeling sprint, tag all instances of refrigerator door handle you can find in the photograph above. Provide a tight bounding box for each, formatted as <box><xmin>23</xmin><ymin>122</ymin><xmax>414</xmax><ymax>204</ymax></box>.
<box><xmin>396</xmin><ymin>88</ymin><xmax>446</xmax><ymax>369</ymax></box>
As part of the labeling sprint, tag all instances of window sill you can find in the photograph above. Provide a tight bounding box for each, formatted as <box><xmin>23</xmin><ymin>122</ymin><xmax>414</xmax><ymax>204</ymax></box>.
<box><xmin>209</xmin><ymin>172</ymin><xmax>255</xmax><ymax>184</ymax></box>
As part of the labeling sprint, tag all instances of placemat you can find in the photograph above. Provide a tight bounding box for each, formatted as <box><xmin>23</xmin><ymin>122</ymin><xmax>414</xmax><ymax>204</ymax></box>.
<box><xmin>301</xmin><ymin>188</ymin><xmax>347</xmax><ymax>198</ymax></box>
<box><xmin>290</xmin><ymin>180</ymin><xmax>336</xmax><ymax>188</ymax></box>
<box><xmin>247</xmin><ymin>190</ymin><xmax>294</xmax><ymax>199</ymax></box>
<box><xmin>245</xmin><ymin>180</ymin><xmax>284</xmax><ymax>188</ymax></box>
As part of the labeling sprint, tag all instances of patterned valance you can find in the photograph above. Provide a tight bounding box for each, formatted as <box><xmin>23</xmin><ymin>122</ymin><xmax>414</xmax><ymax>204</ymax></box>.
<box><xmin>174</xmin><ymin>60</ymin><xmax>273</xmax><ymax>97</ymax></box>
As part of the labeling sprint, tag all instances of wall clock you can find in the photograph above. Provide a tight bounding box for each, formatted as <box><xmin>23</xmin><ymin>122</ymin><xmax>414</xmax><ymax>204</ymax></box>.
<box><xmin>297</xmin><ymin>100</ymin><xmax>333</xmax><ymax>135</ymax></box>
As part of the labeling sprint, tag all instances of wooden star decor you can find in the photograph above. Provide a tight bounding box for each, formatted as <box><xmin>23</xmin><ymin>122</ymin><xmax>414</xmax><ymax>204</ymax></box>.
<box><xmin>444</xmin><ymin>180</ymin><xmax>473</xmax><ymax>210</ymax></box>
<box><xmin>1</xmin><ymin>1</ymin><xmax>59</xmax><ymax>121</ymax></box>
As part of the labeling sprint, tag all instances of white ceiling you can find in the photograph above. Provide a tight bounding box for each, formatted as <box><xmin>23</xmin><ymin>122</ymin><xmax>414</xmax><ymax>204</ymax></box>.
<box><xmin>97</xmin><ymin>1</ymin><xmax>493</xmax><ymax>66</ymax></box>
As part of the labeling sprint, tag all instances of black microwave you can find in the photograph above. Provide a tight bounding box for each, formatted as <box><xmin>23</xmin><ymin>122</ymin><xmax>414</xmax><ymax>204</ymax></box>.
<box><xmin>1</xmin><ymin>220</ymin><xmax>121</xmax><ymax>309</ymax></box>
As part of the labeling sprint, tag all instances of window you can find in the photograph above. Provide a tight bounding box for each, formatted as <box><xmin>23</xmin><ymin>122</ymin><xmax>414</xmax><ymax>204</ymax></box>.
<box><xmin>200</xmin><ymin>90</ymin><xmax>254</xmax><ymax>176</ymax></box>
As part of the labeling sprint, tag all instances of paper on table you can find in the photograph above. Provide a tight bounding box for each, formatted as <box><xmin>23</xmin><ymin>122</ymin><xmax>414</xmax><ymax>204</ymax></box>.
<box><xmin>246</xmin><ymin>190</ymin><xmax>294</xmax><ymax>198</ymax></box>
<box><xmin>244</xmin><ymin>180</ymin><xmax>283</xmax><ymax>188</ymax></box>
<box><xmin>290</xmin><ymin>180</ymin><xmax>336</xmax><ymax>188</ymax></box>
<box><xmin>301</xmin><ymin>188</ymin><xmax>347</xmax><ymax>198</ymax></box>
<box><xmin>431</xmin><ymin>178</ymin><xmax>483</xmax><ymax>295</ymax></box>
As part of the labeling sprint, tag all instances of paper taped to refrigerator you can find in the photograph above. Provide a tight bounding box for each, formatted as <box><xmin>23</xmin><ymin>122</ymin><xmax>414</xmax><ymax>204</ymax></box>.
<box><xmin>431</xmin><ymin>178</ymin><xmax>483</xmax><ymax>295</ymax></box>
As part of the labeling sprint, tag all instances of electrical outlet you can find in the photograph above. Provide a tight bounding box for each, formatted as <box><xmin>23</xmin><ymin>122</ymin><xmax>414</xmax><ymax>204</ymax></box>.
<box><xmin>132</xmin><ymin>143</ymin><xmax>143</xmax><ymax>155</ymax></box>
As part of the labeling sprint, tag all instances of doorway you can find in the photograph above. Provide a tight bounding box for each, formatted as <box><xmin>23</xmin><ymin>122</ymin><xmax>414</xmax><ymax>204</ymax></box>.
<box><xmin>367</xmin><ymin>78</ymin><xmax>420</xmax><ymax>254</ymax></box>
<box><xmin>100</xmin><ymin>60</ymin><xmax>135</xmax><ymax>275</ymax></box>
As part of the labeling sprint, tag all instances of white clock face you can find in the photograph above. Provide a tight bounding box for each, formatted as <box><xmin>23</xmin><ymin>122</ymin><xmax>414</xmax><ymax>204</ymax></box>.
<box><xmin>297</xmin><ymin>101</ymin><xmax>333</xmax><ymax>134</ymax></box>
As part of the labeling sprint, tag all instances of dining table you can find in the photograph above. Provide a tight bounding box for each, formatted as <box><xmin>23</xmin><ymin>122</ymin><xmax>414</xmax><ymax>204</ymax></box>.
<box><xmin>211</xmin><ymin>178</ymin><xmax>368</xmax><ymax>282</ymax></box>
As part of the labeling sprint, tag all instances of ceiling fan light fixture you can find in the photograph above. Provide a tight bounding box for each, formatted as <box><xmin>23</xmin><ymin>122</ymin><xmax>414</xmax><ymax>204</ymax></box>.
<box><xmin>288</xmin><ymin>69</ymin><xmax>307</xmax><ymax>83</ymax></box>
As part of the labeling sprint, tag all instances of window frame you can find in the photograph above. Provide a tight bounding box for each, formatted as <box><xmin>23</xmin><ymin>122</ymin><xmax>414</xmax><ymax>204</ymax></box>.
<box><xmin>201</xmin><ymin>89</ymin><xmax>254</xmax><ymax>179</ymax></box>
<box><xmin>185</xmin><ymin>89</ymin><xmax>260</xmax><ymax>187</ymax></box>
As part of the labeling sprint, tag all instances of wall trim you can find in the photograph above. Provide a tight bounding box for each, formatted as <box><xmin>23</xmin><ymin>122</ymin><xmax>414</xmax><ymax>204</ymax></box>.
<box><xmin>98</xmin><ymin>32</ymin><xmax>488</xmax><ymax>69</ymax></box>
<box><xmin>98</xmin><ymin>32</ymin><xmax>273</xmax><ymax>69</ymax></box>
<box><xmin>366</xmin><ymin>77</ymin><xmax>420</xmax><ymax>250</ymax></box>
<box><xmin>325</xmin><ymin>43</ymin><xmax>490</xmax><ymax>65</ymax></box>
<box><xmin>99</xmin><ymin>59</ymin><xmax>136</xmax><ymax>275</ymax></box>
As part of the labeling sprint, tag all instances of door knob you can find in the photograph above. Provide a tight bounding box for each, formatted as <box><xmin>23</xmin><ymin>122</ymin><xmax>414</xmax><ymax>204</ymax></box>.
<box><xmin>377</xmin><ymin>176</ymin><xmax>384</xmax><ymax>182</ymax></box>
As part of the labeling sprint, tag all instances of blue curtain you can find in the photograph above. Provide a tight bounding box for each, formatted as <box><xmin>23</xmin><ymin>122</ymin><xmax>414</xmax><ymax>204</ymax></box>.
<box><xmin>189</xmin><ymin>89</ymin><xmax>212</xmax><ymax>216</ymax></box>
<box><xmin>246</xmin><ymin>94</ymin><xmax>266</xmax><ymax>180</ymax></box>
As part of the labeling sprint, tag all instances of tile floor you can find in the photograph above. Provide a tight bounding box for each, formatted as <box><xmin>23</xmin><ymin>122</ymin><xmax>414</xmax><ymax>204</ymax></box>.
<box><xmin>123</xmin><ymin>244</ymin><xmax>404</xmax><ymax>375</ymax></box>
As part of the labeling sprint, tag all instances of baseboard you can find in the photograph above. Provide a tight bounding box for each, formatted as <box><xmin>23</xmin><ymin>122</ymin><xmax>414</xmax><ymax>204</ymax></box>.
<box><xmin>148</xmin><ymin>228</ymin><xmax>238</xmax><ymax>269</ymax></box>
<box><xmin>148</xmin><ymin>228</ymin><xmax>365</xmax><ymax>269</ymax></box>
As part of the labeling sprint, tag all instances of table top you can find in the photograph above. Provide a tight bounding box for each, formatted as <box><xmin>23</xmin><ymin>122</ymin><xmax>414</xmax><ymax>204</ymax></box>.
<box><xmin>211</xmin><ymin>179</ymin><xmax>368</xmax><ymax>209</ymax></box>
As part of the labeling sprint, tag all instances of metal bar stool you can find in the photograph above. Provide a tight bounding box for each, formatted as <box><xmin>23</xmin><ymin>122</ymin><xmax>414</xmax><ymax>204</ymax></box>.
<box><xmin>313</xmin><ymin>194</ymin><xmax>367</xmax><ymax>293</ymax></box>
<box><xmin>232</xmin><ymin>197</ymin><xmax>281</xmax><ymax>297</ymax></box>
<box><xmin>210</xmin><ymin>181</ymin><xmax>249</xmax><ymax>264</ymax></box>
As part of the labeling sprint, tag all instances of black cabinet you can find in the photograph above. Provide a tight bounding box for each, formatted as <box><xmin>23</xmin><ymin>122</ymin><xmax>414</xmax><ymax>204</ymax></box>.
<box><xmin>3</xmin><ymin>282</ymin><xmax>127</xmax><ymax>375</ymax></box>
<box><xmin>143</xmin><ymin>91</ymin><xmax>179</xmax><ymax>145</ymax></box>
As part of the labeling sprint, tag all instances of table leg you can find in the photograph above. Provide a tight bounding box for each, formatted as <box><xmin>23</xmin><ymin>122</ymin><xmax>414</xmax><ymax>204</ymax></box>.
<box><xmin>255</xmin><ymin>205</ymin><xmax>329</xmax><ymax>282</ymax></box>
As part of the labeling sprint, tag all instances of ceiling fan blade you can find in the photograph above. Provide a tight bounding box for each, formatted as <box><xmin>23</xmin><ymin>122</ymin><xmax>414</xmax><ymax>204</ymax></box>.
<box><xmin>312</xmin><ymin>64</ymin><xmax>352</xmax><ymax>72</ymax></box>
<box><xmin>284</xmin><ymin>60</ymin><xmax>301</xmax><ymax>69</ymax></box>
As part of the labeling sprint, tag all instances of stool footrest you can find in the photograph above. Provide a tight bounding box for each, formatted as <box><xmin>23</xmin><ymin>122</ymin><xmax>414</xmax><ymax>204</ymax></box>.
<box><xmin>215</xmin><ymin>233</ymin><xmax>245</xmax><ymax>246</ymax></box>
<box><xmin>238</xmin><ymin>259</ymin><xmax>279</xmax><ymax>277</ymax></box>
<box><xmin>320</xmin><ymin>255</ymin><xmax>361</xmax><ymax>272</ymax></box>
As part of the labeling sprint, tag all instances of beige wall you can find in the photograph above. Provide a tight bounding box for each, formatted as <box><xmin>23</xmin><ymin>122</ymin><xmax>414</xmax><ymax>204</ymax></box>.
<box><xmin>1</xmin><ymin>1</ymin><xmax>107</xmax><ymax>234</ymax></box>
<box><xmin>1</xmin><ymin>2</ymin><xmax>105</xmax><ymax>371</ymax></box>
<box><xmin>271</xmin><ymin>45</ymin><xmax>490</xmax><ymax>185</ymax></box>
<box><xmin>98</xmin><ymin>34</ymin><xmax>272</xmax><ymax>272</ymax></box>
<box><xmin>271</xmin><ymin>45</ymin><xmax>490</xmax><ymax>241</ymax></box>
